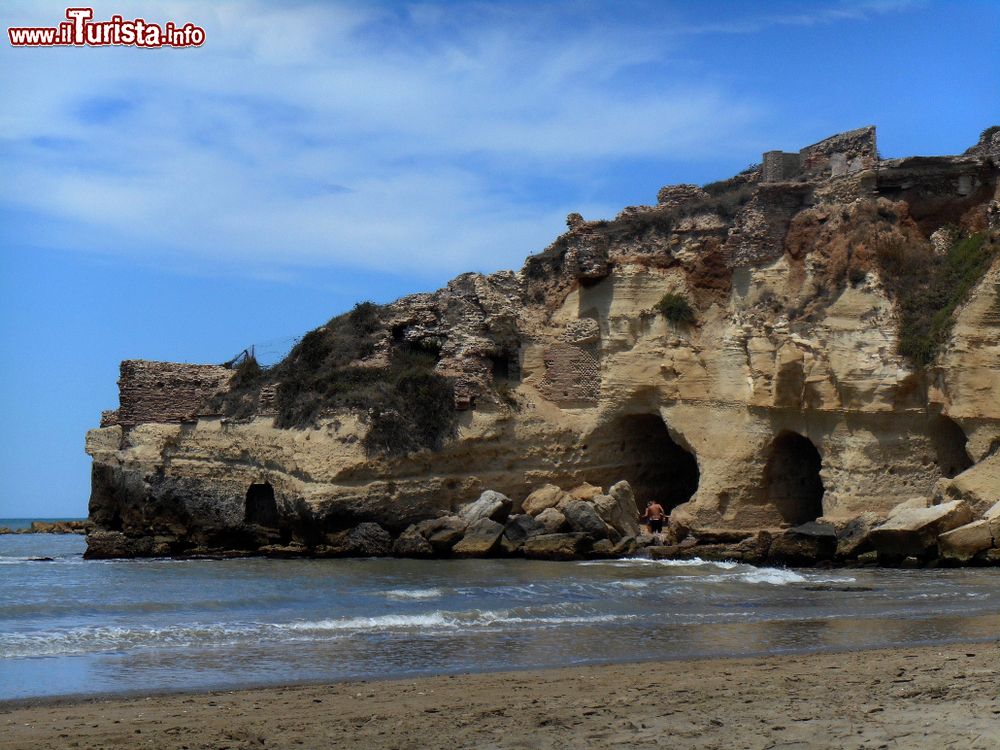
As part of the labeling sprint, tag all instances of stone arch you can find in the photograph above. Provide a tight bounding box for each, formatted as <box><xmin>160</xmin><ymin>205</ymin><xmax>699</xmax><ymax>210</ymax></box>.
<box><xmin>244</xmin><ymin>482</ymin><xmax>279</xmax><ymax>527</ymax></box>
<box><xmin>762</xmin><ymin>431</ymin><xmax>824</xmax><ymax>524</ymax></box>
<box><xmin>584</xmin><ymin>413</ymin><xmax>699</xmax><ymax>509</ymax></box>
<box><xmin>928</xmin><ymin>415</ymin><xmax>973</xmax><ymax>478</ymax></box>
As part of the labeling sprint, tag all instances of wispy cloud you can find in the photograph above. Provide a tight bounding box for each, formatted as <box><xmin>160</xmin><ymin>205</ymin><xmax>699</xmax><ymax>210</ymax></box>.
<box><xmin>0</xmin><ymin>0</ymin><xmax>916</xmax><ymax>279</ymax></box>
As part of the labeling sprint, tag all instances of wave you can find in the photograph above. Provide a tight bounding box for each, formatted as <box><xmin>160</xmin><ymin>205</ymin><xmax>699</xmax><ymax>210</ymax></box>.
<box><xmin>0</xmin><ymin>608</ymin><xmax>636</xmax><ymax>659</ymax></box>
<box><xmin>577</xmin><ymin>557</ymin><xmax>740</xmax><ymax>570</ymax></box>
<box><xmin>381</xmin><ymin>588</ymin><xmax>444</xmax><ymax>601</ymax></box>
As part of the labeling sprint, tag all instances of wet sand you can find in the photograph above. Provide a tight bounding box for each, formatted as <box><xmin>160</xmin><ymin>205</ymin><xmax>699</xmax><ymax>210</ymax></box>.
<box><xmin>2</xmin><ymin>641</ymin><xmax>998</xmax><ymax>749</ymax></box>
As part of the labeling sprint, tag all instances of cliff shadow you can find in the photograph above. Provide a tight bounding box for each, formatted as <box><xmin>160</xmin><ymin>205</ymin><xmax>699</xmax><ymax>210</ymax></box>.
<box><xmin>928</xmin><ymin>414</ymin><xmax>973</xmax><ymax>478</ymax></box>
<box><xmin>583</xmin><ymin>413</ymin><xmax>699</xmax><ymax>509</ymax></box>
<box><xmin>762</xmin><ymin>431</ymin><xmax>824</xmax><ymax>524</ymax></box>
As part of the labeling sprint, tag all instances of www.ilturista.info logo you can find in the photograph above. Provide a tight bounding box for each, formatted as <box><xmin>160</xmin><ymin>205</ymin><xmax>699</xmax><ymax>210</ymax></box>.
<box><xmin>8</xmin><ymin>7</ymin><xmax>205</xmax><ymax>48</ymax></box>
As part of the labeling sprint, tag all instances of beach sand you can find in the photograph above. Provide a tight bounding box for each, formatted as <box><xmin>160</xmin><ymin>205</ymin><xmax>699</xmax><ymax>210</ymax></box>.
<box><xmin>2</xmin><ymin>641</ymin><xmax>998</xmax><ymax>749</ymax></box>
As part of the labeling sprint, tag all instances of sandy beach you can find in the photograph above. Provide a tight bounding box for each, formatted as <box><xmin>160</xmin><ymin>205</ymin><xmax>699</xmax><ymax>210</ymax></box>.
<box><xmin>2</xmin><ymin>641</ymin><xmax>998</xmax><ymax>749</ymax></box>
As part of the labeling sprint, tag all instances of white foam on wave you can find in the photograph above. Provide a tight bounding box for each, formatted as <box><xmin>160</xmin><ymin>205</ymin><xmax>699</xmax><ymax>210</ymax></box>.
<box><xmin>381</xmin><ymin>588</ymin><xmax>444</xmax><ymax>601</ymax></box>
<box><xmin>577</xmin><ymin>557</ymin><xmax>739</xmax><ymax>570</ymax></box>
<box><xmin>277</xmin><ymin>612</ymin><xmax>459</xmax><ymax>632</ymax></box>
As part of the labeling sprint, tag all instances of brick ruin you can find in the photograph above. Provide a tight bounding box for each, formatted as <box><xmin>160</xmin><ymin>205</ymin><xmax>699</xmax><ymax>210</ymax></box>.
<box><xmin>100</xmin><ymin>360</ymin><xmax>233</xmax><ymax>429</ymax></box>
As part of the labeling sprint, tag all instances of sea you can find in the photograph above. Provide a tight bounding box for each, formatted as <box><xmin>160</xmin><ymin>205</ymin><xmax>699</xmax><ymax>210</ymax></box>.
<box><xmin>2</xmin><ymin>521</ymin><xmax>999</xmax><ymax>703</ymax></box>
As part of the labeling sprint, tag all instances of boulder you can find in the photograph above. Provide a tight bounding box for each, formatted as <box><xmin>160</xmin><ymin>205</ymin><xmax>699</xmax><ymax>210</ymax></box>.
<box><xmin>327</xmin><ymin>522</ymin><xmax>393</xmax><ymax>557</ymax></box>
<box><xmin>535</xmin><ymin>507</ymin><xmax>567</xmax><ymax>533</ymax></box>
<box><xmin>589</xmin><ymin>539</ymin><xmax>616</xmax><ymax>558</ymax></box>
<box><xmin>452</xmin><ymin>518</ymin><xmax>505</xmax><ymax>557</ymax></box>
<box><xmin>888</xmin><ymin>497</ymin><xmax>929</xmax><ymax>518</ymax></box>
<box><xmin>458</xmin><ymin>490</ymin><xmax>512</xmax><ymax>525</ymax></box>
<box><xmin>769</xmin><ymin>522</ymin><xmax>837</xmax><ymax>564</ymax></box>
<box><xmin>591</xmin><ymin>481</ymin><xmax>641</xmax><ymax>538</ymax></box>
<box><xmin>503</xmin><ymin>514</ymin><xmax>545</xmax><ymax>547</ymax></box>
<box><xmin>569</xmin><ymin>482</ymin><xmax>604</xmax><ymax>501</ymax></box>
<box><xmin>868</xmin><ymin>500</ymin><xmax>974</xmax><ymax>558</ymax></box>
<box><xmin>522</xmin><ymin>533</ymin><xmax>591</xmax><ymax>561</ymax></box>
<box><xmin>260</xmin><ymin>543</ymin><xmax>309</xmax><ymax>557</ymax></box>
<box><xmin>939</xmin><ymin>520</ymin><xmax>994</xmax><ymax>562</ymax></box>
<box><xmin>985</xmin><ymin>501</ymin><xmax>1000</xmax><ymax>541</ymax></box>
<box><xmin>933</xmin><ymin>453</ymin><xmax>1000</xmax><ymax>516</ymax></box>
<box><xmin>393</xmin><ymin>526</ymin><xmax>434</xmax><ymax>558</ymax></box>
<box><xmin>610</xmin><ymin>536</ymin><xmax>636</xmax><ymax>557</ymax></box>
<box><xmin>835</xmin><ymin>512</ymin><xmax>881</xmax><ymax>559</ymax></box>
<box><xmin>84</xmin><ymin>530</ymin><xmax>168</xmax><ymax>559</ymax></box>
<box><xmin>417</xmin><ymin>515</ymin><xmax>468</xmax><ymax>553</ymax></box>
<box><xmin>522</xmin><ymin>484</ymin><xmax>571</xmax><ymax>516</ymax></box>
<box><xmin>562</xmin><ymin>500</ymin><xmax>608</xmax><ymax>538</ymax></box>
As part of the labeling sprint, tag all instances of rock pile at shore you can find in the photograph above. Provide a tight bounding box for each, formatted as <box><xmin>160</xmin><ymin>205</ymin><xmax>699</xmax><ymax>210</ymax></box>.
<box><xmin>0</xmin><ymin>520</ymin><xmax>93</xmax><ymax>535</ymax></box>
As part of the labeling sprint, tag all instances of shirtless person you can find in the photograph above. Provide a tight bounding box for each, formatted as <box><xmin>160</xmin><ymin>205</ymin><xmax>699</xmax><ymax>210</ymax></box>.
<box><xmin>642</xmin><ymin>500</ymin><xmax>666</xmax><ymax>536</ymax></box>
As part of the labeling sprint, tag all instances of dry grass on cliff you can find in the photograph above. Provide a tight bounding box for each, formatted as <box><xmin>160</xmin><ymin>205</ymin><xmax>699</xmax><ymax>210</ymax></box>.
<box><xmin>214</xmin><ymin>302</ymin><xmax>457</xmax><ymax>456</ymax></box>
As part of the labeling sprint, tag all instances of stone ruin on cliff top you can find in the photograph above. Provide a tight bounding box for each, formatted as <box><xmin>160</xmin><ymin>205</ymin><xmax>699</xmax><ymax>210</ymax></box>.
<box><xmin>85</xmin><ymin>124</ymin><xmax>1000</xmax><ymax>560</ymax></box>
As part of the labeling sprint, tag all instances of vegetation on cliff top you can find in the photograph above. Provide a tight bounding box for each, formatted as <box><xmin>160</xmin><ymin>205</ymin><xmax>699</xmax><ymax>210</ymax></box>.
<box><xmin>214</xmin><ymin>302</ymin><xmax>457</xmax><ymax>457</ymax></box>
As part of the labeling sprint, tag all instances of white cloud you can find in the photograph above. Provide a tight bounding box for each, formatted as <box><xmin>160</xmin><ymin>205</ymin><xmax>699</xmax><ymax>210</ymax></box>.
<box><xmin>0</xmin><ymin>0</ymin><xmax>913</xmax><ymax>279</ymax></box>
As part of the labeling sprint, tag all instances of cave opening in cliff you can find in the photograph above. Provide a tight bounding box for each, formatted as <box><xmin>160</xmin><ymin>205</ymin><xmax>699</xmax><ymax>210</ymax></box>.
<box><xmin>928</xmin><ymin>415</ymin><xmax>973</xmax><ymax>478</ymax></box>
<box><xmin>585</xmin><ymin>413</ymin><xmax>699</xmax><ymax>510</ymax></box>
<box><xmin>762</xmin><ymin>432</ymin><xmax>824</xmax><ymax>525</ymax></box>
<box><xmin>245</xmin><ymin>482</ymin><xmax>279</xmax><ymax>527</ymax></box>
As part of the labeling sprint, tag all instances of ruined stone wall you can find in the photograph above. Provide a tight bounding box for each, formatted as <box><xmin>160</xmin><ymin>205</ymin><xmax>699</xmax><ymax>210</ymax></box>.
<box><xmin>104</xmin><ymin>360</ymin><xmax>233</xmax><ymax>429</ymax></box>
<box><xmin>762</xmin><ymin>151</ymin><xmax>801</xmax><ymax>182</ymax></box>
<box><xmin>799</xmin><ymin>126</ymin><xmax>877</xmax><ymax>179</ymax></box>
<box><xmin>539</xmin><ymin>343</ymin><xmax>600</xmax><ymax>405</ymax></box>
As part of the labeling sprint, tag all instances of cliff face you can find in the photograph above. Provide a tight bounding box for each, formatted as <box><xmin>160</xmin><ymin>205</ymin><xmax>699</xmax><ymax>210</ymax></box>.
<box><xmin>85</xmin><ymin>126</ymin><xmax>1000</xmax><ymax>559</ymax></box>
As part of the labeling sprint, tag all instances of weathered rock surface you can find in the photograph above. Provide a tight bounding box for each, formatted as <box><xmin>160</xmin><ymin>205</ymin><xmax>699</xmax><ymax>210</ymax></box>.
<box><xmin>417</xmin><ymin>515</ymin><xmax>468</xmax><ymax>553</ymax></box>
<box><xmin>393</xmin><ymin>526</ymin><xmax>435</xmax><ymax>558</ymax></box>
<box><xmin>869</xmin><ymin>500</ymin><xmax>974</xmax><ymax>558</ymax></box>
<box><xmin>522</xmin><ymin>533</ymin><xmax>591</xmax><ymax>561</ymax></box>
<box><xmin>835</xmin><ymin>512</ymin><xmax>881</xmax><ymax>559</ymax></box>
<box><xmin>769</xmin><ymin>522</ymin><xmax>837</xmax><ymax>564</ymax></box>
<box><xmin>592</xmin><ymin>481</ymin><xmax>641</xmax><ymax>538</ymax></box>
<box><xmin>562</xmin><ymin>500</ymin><xmax>607</xmax><ymax>538</ymax></box>
<box><xmin>325</xmin><ymin>523</ymin><xmax>393</xmax><ymax>557</ymax></box>
<box><xmin>452</xmin><ymin>518</ymin><xmax>505</xmax><ymax>557</ymax></box>
<box><xmin>938</xmin><ymin>520</ymin><xmax>994</xmax><ymax>562</ymax></box>
<box><xmin>458</xmin><ymin>491</ymin><xmax>512</xmax><ymax>525</ymax></box>
<box><xmin>522</xmin><ymin>485</ymin><xmax>571</xmax><ymax>516</ymax></box>
<box><xmin>535</xmin><ymin>508</ymin><xmax>567</xmax><ymax>534</ymax></box>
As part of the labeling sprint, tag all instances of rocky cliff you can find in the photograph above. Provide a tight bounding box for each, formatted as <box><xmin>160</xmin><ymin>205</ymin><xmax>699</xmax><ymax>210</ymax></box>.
<box><xmin>86</xmin><ymin>125</ymin><xmax>1000</xmax><ymax>564</ymax></box>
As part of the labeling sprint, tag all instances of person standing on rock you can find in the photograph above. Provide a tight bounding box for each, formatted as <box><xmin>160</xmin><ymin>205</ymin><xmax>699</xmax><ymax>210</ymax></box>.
<box><xmin>642</xmin><ymin>500</ymin><xmax>666</xmax><ymax>537</ymax></box>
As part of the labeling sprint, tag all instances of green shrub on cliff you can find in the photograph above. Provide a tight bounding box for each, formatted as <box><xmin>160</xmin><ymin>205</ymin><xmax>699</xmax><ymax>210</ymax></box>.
<box><xmin>216</xmin><ymin>301</ymin><xmax>457</xmax><ymax>457</ymax></box>
<box><xmin>881</xmin><ymin>231</ymin><xmax>994</xmax><ymax>366</ymax></box>
<box><xmin>654</xmin><ymin>292</ymin><xmax>696</xmax><ymax>324</ymax></box>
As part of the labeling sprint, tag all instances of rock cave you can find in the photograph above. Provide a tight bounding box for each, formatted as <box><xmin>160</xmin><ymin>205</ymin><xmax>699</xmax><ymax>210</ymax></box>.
<box><xmin>762</xmin><ymin>432</ymin><xmax>825</xmax><ymax>525</ymax></box>
<box><xmin>928</xmin><ymin>415</ymin><xmax>974</xmax><ymax>478</ymax></box>
<box><xmin>245</xmin><ymin>483</ymin><xmax>279</xmax><ymax>527</ymax></box>
<box><xmin>585</xmin><ymin>413</ymin><xmax>700</xmax><ymax>509</ymax></box>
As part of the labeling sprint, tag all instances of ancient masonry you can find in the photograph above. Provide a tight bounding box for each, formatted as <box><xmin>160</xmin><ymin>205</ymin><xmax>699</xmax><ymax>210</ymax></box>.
<box><xmin>762</xmin><ymin>126</ymin><xmax>878</xmax><ymax>182</ymax></box>
<box><xmin>101</xmin><ymin>360</ymin><xmax>232</xmax><ymax>429</ymax></box>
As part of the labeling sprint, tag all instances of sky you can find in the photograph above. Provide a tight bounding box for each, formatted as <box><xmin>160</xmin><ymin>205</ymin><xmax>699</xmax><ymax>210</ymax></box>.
<box><xmin>0</xmin><ymin>0</ymin><xmax>997</xmax><ymax>518</ymax></box>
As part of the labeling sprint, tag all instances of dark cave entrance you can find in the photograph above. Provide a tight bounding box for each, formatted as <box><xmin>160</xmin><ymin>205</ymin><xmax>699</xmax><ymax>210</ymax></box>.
<box><xmin>762</xmin><ymin>431</ymin><xmax>825</xmax><ymax>525</ymax></box>
<box><xmin>244</xmin><ymin>482</ymin><xmax>279</xmax><ymax>527</ymax></box>
<box><xmin>928</xmin><ymin>415</ymin><xmax>973</xmax><ymax>478</ymax></box>
<box><xmin>585</xmin><ymin>413</ymin><xmax>699</xmax><ymax>510</ymax></box>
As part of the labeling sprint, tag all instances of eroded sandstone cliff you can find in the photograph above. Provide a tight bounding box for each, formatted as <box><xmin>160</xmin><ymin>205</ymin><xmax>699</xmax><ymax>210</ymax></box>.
<box><xmin>85</xmin><ymin>125</ymin><xmax>1000</xmax><ymax>562</ymax></box>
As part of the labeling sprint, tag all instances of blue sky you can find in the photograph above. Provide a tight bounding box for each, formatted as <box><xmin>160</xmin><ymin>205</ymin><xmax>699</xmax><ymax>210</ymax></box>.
<box><xmin>1</xmin><ymin>0</ymin><xmax>997</xmax><ymax>517</ymax></box>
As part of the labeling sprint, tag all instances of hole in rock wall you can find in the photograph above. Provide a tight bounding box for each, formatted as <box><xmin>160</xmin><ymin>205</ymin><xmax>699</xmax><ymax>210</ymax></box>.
<box><xmin>584</xmin><ymin>414</ymin><xmax>699</xmax><ymax>509</ymax></box>
<box><xmin>928</xmin><ymin>415</ymin><xmax>973</xmax><ymax>478</ymax></box>
<box><xmin>762</xmin><ymin>432</ymin><xmax>824</xmax><ymax>525</ymax></box>
<box><xmin>245</xmin><ymin>483</ymin><xmax>279</xmax><ymax>527</ymax></box>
